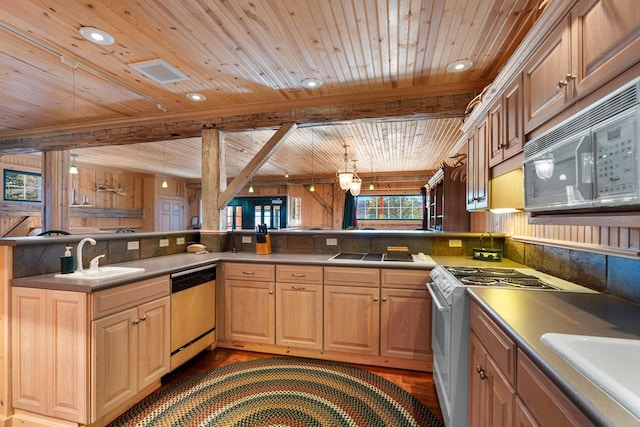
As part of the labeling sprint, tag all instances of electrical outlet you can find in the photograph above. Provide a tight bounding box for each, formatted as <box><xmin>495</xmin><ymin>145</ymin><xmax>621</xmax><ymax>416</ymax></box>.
<box><xmin>127</xmin><ymin>241</ymin><xmax>139</xmax><ymax>250</ymax></box>
<box><xmin>159</xmin><ymin>238</ymin><xmax>169</xmax><ymax>247</ymax></box>
<box><xmin>449</xmin><ymin>239</ymin><xmax>463</xmax><ymax>248</ymax></box>
<box><xmin>176</xmin><ymin>237</ymin><xmax>185</xmax><ymax>245</ymax></box>
<box><xmin>242</xmin><ymin>236</ymin><xmax>252</xmax><ymax>244</ymax></box>
<box><xmin>326</xmin><ymin>238</ymin><xmax>338</xmax><ymax>246</ymax></box>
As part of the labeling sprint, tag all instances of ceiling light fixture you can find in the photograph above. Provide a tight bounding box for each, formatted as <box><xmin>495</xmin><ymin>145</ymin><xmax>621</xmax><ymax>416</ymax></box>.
<box><xmin>446</xmin><ymin>59</ymin><xmax>473</xmax><ymax>73</ymax></box>
<box><xmin>310</xmin><ymin>129</ymin><xmax>315</xmax><ymax>192</ymax></box>
<box><xmin>284</xmin><ymin>170</ymin><xmax>289</xmax><ymax>178</ymax></box>
<box><xmin>337</xmin><ymin>144</ymin><xmax>354</xmax><ymax>190</ymax></box>
<box><xmin>301</xmin><ymin>78</ymin><xmax>323</xmax><ymax>89</ymax></box>
<box><xmin>78</xmin><ymin>26</ymin><xmax>115</xmax><ymax>45</ymax></box>
<box><xmin>349</xmin><ymin>159</ymin><xmax>362</xmax><ymax>197</ymax></box>
<box><xmin>161</xmin><ymin>141</ymin><xmax>168</xmax><ymax>188</ymax></box>
<box><xmin>69</xmin><ymin>153</ymin><xmax>78</xmax><ymax>175</ymax></box>
<box><xmin>186</xmin><ymin>92</ymin><xmax>206</xmax><ymax>102</ymax></box>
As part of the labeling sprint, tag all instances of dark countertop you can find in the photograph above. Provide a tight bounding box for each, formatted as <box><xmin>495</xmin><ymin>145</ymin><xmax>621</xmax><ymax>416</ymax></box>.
<box><xmin>469</xmin><ymin>288</ymin><xmax>640</xmax><ymax>427</ymax></box>
<box><xmin>11</xmin><ymin>252</ymin><xmax>526</xmax><ymax>293</ymax></box>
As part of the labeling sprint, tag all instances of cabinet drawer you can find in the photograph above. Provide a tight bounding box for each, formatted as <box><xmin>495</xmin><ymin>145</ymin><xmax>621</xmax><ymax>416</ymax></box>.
<box><xmin>324</xmin><ymin>267</ymin><xmax>380</xmax><ymax>287</ymax></box>
<box><xmin>517</xmin><ymin>349</ymin><xmax>594</xmax><ymax>426</ymax></box>
<box><xmin>470</xmin><ymin>300</ymin><xmax>516</xmax><ymax>385</ymax></box>
<box><xmin>381</xmin><ymin>269</ymin><xmax>431</xmax><ymax>289</ymax></box>
<box><xmin>276</xmin><ymin>265</ymin><xmax>323</xmax><ymax>285</ymax></box>
<box><xmin>224</xmin><ymin>262</ymin><xmax>275</xmax><ymax>281</ymax></box>
<box><xmin>91</xmin><ymin>275</ymin><xmax>170</xmax><ymax>320</ymax></box>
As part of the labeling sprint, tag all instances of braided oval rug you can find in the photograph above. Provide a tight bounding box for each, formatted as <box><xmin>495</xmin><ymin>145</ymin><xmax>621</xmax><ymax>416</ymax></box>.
<box><xmin>109</xmin><ymin>357</ymin><xmax>444</xmax><ymax>427</ymax></box>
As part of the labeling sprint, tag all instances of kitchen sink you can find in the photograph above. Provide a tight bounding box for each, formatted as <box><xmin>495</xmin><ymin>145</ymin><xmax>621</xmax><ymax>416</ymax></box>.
<box><xmin>54</xmin><ymin>266</ymin><xmax>146</xmax><ymax>282</ymax></box>
<box><xmin>541</xmin><ymin>332</ymin><xmax>640</xmax><ymax>419</ymax></box>
<box><xmin>329</xmin><ymin>252</ymin><xmax>383</xmax><ymax>261</ymax></box>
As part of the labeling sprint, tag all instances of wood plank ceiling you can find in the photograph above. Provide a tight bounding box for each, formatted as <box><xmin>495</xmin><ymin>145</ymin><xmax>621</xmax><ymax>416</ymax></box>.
<box><xmin>0</xmin><ymin>0</ymin><xmax>545</xmax><ymax>180</ymax></box>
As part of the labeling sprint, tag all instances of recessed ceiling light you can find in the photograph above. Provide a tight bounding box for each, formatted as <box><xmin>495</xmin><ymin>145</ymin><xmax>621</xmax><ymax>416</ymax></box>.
<box><xmin>301</xmin><ymin>78</ymin><xmax>323</xmax><ymax>89</ymax></box>
<box><xmin>79</xmin><ymin>27</ymin><xmax>115</xmax><ymax>45</ymax></box>
<box><xmin>446</xmin><ymin>59</ymin><xmax>473</xmax><ymax>73</ymax></box>
<box><xmin>186</xmin><ymin>93</ymin><xmax>206</xmax><ymax>102</ymax></box>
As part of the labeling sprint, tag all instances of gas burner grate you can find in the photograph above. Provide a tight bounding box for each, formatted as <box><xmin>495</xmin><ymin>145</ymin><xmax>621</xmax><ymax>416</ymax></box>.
<box><xmin>500</xmin><ymin>278</ymin><xmax>557</xmax><ymax>289</ymax></box>
<box><xmin>447</xmin><ymin>266</ymin><xmax>479</xmax><ymax>275</ymax></box>
<box><xmin>460</xmin><ymin>276</ymin><xmax>500</xmax><ymax>286</ymax></box>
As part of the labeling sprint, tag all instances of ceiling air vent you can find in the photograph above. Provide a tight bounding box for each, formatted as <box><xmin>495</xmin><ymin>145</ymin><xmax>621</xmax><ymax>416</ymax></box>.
<box><xmin>129</xmin><ymin>59</ymin><xmax>189</xmax><ymax>84</ymax></box>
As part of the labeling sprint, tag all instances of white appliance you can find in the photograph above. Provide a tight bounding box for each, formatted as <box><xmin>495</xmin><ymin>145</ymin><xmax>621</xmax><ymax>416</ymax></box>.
<box><xmin>427</xmin><ymin>266</ymin><xmax>595</xmax><ymax>427</ymax></box>
<box><xmin>524</xmin><ymin>77</ymin><xmax>640</xmax><ymax>213</ymax></box>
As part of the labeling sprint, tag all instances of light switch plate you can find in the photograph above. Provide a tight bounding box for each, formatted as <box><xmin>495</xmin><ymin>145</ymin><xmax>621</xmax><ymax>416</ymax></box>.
<box><xmin>326</xmin><ymin>238</ymin><xmax>338</xmax><ymax>246</ymax></box>
<box><xmin>242</xmin><ymin>236</ymin><xmax>252</xmax><ymax>244</ymax></box>
<box><xmin>176</xmin><ymin>237</ymin><xmax>185</xmax><ymax>245</ymax></box>
<box><xmin>449</xmin><ymin>239</ymin><xmax>463</xmax><ymax>248</ymax></box>
<box><xmin>159</xmin><ymin>238</ymin><xmax>169</xmax><ymax>247</ymax></box>
<box><xmin>127</xmin><ymin>241</ymin><xmax>139</xmax><ymax>250</ymax></box>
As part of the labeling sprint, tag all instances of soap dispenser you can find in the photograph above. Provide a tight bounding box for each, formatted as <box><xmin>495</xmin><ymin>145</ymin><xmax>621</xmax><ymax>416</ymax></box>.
<box><xmin>61</xmin><ymin>246</ymin><xmax>75</xmax><ymax>274</ymax></box>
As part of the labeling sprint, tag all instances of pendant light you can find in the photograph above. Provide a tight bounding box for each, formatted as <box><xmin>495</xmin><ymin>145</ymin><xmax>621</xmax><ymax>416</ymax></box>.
<box><xmin>349</xmin><ymin>159</ymin><xmax>362</xmax><ymax>197</ymax></box>
<box><xmin>69</xmin><ymin>66</ymin><xmax>79</xmax><ymax>175</ymax></box>
<box><xmin>161</xmin><ymin>141</ymin><xmax>168</xmax><ymax>188</ymax></box>
<box><xmin>309</xmin><ymin>129</ymin><xmax>315</xmax><ymax>192</ymax></box>
<box><xmin>248</xmin><ymin>131</ymin><xmax>254</xmax><ymax>193</ymax></box>
<box><xmin>368</xmin><ymin>144</ymin><xmax>374</xmax><ymax>190</ymax></box>
<box><xmin>337</xmin><ymin>144</ymin><xmax>353</xmax><ymax>190</ymax></box>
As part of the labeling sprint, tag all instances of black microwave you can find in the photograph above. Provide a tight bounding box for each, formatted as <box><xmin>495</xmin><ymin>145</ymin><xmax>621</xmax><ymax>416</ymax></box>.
<box><xmin>524</xmin><ymin>79</ymin><xmax>640</xmax><ymax>213</ymax></box>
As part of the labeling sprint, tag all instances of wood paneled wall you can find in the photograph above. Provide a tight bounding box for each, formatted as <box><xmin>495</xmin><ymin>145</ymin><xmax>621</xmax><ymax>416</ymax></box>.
<box><xmin>472</xmin><ymin>211</ymin><xmax>640</xmax><ymax>256</ymax></box>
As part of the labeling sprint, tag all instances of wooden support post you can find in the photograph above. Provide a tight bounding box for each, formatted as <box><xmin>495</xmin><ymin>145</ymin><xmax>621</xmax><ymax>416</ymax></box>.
<box><xmin>42</xmin><ymin>151</ymin><xmax>71</xmax><ymax>232</ymax></box>
<box><xmin>202</xmin><ymin>128</ymin><xmax>226</xmax><ymax>230</ymax></box>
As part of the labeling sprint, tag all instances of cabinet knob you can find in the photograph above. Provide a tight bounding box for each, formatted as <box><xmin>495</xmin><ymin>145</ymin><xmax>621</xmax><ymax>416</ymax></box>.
<box><xmin>139</xmin><ymin>315</ymin><xmax>146</xmax><ymax>321</ymax></box>
<box><xmin>373</xmin><ymin>297</ymin><xmax>379</xmax><ymax>302</ymax></box>
<box><xmin>269</xmin><ymin>290</ymin><xmax>274</xmax><ymax>295</ymax></box>
<box><xmin>382</xmin><ymin>297</ymin><xmax>387</xmax><ymax>302</ymax></box>
<box><xmin>133</xmin><ymin>318</ymin><xmax>140</xmax><ymax>325</ymax></box>
<box><xmin>479</xmin><ymin>370</ymin><xmax>487</xmax><ymax>380</ymax></box>
<box><xmin>476</xmin><ymin>365</ymin><xmax>482</xmax><ymax>373</ymax></box>
<box><xmin>557</xmin><ymin>74</ymin><xmax>575</xmax><ymax>90</ymax></box>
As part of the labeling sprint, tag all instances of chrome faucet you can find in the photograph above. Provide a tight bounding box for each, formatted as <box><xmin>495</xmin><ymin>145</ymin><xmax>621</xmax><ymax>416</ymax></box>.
<box><xmin>76</xmin><ymin>237</ymin><xmax>96</xmax><ymax>272</ymax></box>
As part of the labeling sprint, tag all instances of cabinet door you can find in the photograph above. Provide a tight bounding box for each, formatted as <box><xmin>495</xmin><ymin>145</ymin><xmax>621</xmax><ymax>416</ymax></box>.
<box><xmin>515</xmin><ymin>397</ymin><xmax>539</xmax><ymax>427</ymax></box>
<box><xmin>275</xmin><ymin>283</ymin><xmax>323</xmax><ymax>349</ymax></box>
<box><xmin>324</xmin><ymin>285</ymin><xmax>379</xmax><ymax>355</ymax></box>
<box><xmin>572</xmin><ymin>0</ymin><xmax>640</xmax><ymax>99</ymax></box>
<box><xmin>137</xmin><ymin>296</ymin><xmax>170</xmax><ymax>390</ymax></box>
<box><xmin>224</xmin><ymin>279</ymin><xmax>275</xmax><ymax>345</ymax></box>
<box><xmin>12</xmin><ymin>288</ymin><xmax>88</xmax><ymax>423</ymax></box>
<box><xmin>524</xmin><ymin>14</ymin><xmax>572</xmax><ymax>132</ymax></box>
<box><xmin>502</xmin><ymin>75</ymin><xmax>524</xmax><ymax>162</ymax></box>
<box><xmin>469</xmin><ymin>332</ymin><xmax>489</xmax><ymax>427</ymax></box>
<box><xmin>486</xmin><ymin>355</ymin><xmax>515</xmax><ymax>427</ymax></box>
<box><xmin>380</xmin><ymin>288</ymin><xmax>431</xmax><ymax>360</ymax></box>
<box><xmin>488</xmin><ymin>99</ymin><xmax>504</xmax><ymax>167</ymax></box>
<box><xmin>92</xmin><ymin>308</ymin><xmax>137</xmax><ymax>421</ymax></box>
<box><xmin>467</xmin><ymin>120</ymin><xmax>489</xmax><ymax>211</ymax></box>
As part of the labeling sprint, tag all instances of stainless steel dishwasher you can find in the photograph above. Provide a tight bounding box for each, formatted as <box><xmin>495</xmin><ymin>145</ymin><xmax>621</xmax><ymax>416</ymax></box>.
<box><xmin>170</xmin><ymin>264</ymin><xmax>216</xmax><ymax>371</ymax></box>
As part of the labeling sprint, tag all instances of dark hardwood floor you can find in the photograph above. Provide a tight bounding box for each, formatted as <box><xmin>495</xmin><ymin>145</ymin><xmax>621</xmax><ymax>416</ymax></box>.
<box><xmin>161</xmin><ymin>347</ymin><xmax>444</xmax><ymax>424</ymax></box>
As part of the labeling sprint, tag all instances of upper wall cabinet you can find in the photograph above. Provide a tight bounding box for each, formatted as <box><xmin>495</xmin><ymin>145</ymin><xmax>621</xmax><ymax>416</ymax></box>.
<box><xmin>467</xmin><ymin>120</ymin><xmax>489</xmax><ymax>211</ymax></box>
<box><xmin>490</xmin><ymin>75</ymin><xmax>524</xmax><ymax>168</ymax></box>
<box><xmin>524</xmin><ymin>0</ymin><xmax>640</xmax><ymax>133</ymax></box>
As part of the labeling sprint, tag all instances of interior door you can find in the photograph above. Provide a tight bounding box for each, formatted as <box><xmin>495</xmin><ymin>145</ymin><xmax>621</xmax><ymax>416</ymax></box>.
<box><xmin>158</xmin><ymin>198</ymin><xmax>184</xmax><ymax>231</ymax></box>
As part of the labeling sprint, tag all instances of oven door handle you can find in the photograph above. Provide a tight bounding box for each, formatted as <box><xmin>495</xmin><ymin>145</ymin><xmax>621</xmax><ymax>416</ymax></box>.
<box><xmin>427</xmin><ymin>283</ymin><xmax>450</xmax><ymax>312</ymax></box>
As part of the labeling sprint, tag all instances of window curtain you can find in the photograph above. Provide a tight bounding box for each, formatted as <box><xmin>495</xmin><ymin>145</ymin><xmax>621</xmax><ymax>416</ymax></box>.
<box><xmin>342</xmin><ymin>191</ymin><xmax>357</xmax><ymax>229</ymax></box>
<box><xmin>421</xmin><ymin>186</ymin><xmax>427</xmax><ymax>230</ymax></box>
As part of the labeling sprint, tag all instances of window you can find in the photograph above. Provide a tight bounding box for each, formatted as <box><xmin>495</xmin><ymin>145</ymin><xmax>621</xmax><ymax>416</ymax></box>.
<box><xmin>3</xmin><ymin>169</ymin><xmax>42</xmax><ymax>202</ymax></box>
<box><xmin>356</xmin><ymin>195</ymin><xmax>423</xmax><ymax>220</ymax></box>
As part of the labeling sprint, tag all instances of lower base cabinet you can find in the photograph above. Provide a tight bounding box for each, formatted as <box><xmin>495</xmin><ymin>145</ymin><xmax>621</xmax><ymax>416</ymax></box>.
<box><xmin>11</xmin><ymin>276</ymin><xmax>171</xmax><ymax>426</ymax></box>
<box><xmin>470</xmin><ymin>299</ymin><xmax>594</xmax><ymax>427</ymax></box>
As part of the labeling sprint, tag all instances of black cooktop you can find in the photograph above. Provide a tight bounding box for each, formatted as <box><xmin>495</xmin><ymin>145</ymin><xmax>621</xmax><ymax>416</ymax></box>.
<box><xmin>445</xmin><ymin>266</ymin><xmax>558</xmax><ymax>290</ymax></box>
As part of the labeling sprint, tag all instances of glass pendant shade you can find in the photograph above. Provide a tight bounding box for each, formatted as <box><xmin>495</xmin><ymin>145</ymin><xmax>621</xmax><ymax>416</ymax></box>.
<box><xmin>338</xmin><ymin>169</ymin><xmax>353</xmax><ymax>190</ymax></box>
<box><xmin>69</xmin><ymin>163</ymin><xmax>78</xmax><ymax>175</ymax></box>
<box><xmin>249</xmin><ymin>181</ymin><xmax>254</xmax><ymax>193</ymax></box>
<box><xmin>369</xmin><ymin>182</ymin><xmax>374</xmax><ymax>190</ymax></box>
<box><xmin>310</xmin><ymin>183</ymin><xmax>315</xmax><ymax>192</ymax></box>
<box><xmin>349</xmin><ymin>177</ymin><xmax>362</xmax><ymax>196</ymax></box>
<box><xmin>161</xmin><ymin>178</ymin><xmax>168</xmax><ymax>188</ymax></box>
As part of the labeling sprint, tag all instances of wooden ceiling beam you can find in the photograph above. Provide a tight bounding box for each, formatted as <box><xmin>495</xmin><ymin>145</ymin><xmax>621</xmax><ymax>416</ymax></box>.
<box><xmin>0</xmin><ymin>82</ymin><xmax>487</xmax><ymax>154</ymax></box>
<box><xmin>218</xmin><ymin>123</ymin><xmax>297</xmax><ymax>209</ymax></box>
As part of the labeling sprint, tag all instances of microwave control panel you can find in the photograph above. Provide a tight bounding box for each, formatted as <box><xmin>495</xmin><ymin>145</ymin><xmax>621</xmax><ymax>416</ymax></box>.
<box><xmin>594</xmin><ymin>112</ymin><xmax>637</xmax><ymax>197</ymax></box>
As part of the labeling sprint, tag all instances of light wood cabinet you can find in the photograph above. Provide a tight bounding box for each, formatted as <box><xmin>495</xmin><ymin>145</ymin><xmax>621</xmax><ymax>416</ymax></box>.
<box><xmin>224</xmin><ymin>263</ymin><xmax>275</xmax><ymax>345</ymax></box>
<box><xmin>470</xmin><ymin>299</ymin><xmax>593</xmax><ymax>427</ymax></box>
<box><xmin>275</xmin><ymin>265</ymin><xmax>323</xmax><ymax>350</ymax></box>
<box><xmin>91</xmin><ymin>276</ymin><xmax>170</xmax><ymax>423</ymax></box>
<box><xmin>324</xmin><ymin>284</ymin><xmax>380</xmax><ymax>355</ymax></box>
<box><xmin>469</xmin><ymin>331</ymin><xmax>515</xmax><ymax>427</ymax></box>
<box><xmin>517</xmin><ymin>349</ymin><xmax>594</xmax><ymax>427</ymax></box>
<box><xmin>467</xmin><ymin>120</ymin><xmax>489</xmax><ymax>211</ymax></box>
<box><xmin>524</xmin><ymin>0</ymin><xmax>640</xmax><ymax>133</ymax></box>
<box><xmin>12</xmin><ymin>288</ymin><xmax>88</xmax><ymax>423</ymax></box>
<box><xmin>490</xmin><ymin>75</ymin><xmax>524</xmax><ymax>167</ymax></box>
<box><xmin>380</xmin><ymin>269</ymin><xmax>432</xmax><ymax>361</ymax></box>
<box><xmin>427</xmin><ymin>167</ymin><xmax>469</xmax><ymax>231</ymax></box>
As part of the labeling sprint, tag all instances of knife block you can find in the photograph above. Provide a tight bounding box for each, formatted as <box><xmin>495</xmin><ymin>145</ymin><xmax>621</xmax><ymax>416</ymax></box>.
<box><xmin>256</xmin><ymin>235</ymin><xmax>271</xmax><ymax>255</ymax></box>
